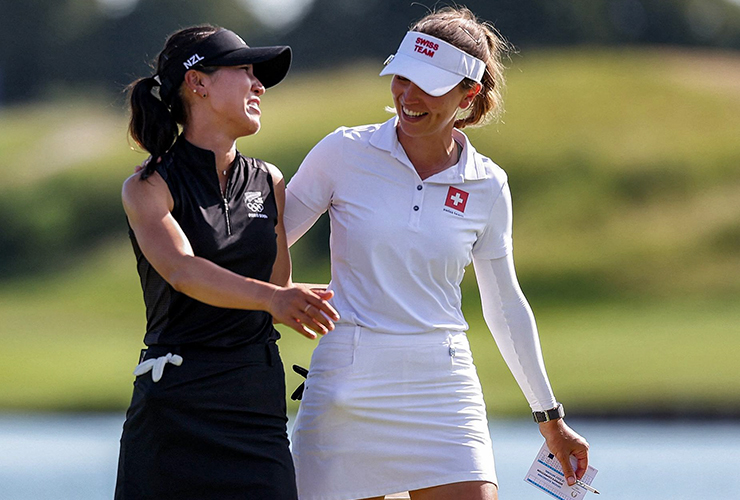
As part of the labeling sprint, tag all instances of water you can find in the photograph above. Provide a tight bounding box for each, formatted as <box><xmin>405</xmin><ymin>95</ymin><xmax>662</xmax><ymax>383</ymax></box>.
<box><xmin>1</xmin><ymin>413</ymin><xmax>738</xmax><ymax>499</ymax></box>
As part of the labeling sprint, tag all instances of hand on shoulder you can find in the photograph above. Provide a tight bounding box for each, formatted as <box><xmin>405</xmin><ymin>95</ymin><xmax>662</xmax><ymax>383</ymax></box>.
<box><xmin>133</xmin><ymin>155</ymin><xmax>160</xmax><ymax>174</ymax></box>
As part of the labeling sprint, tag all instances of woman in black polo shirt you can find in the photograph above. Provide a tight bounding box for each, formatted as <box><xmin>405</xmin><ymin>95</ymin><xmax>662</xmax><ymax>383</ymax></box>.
<box><xmin>115</xmin><ymin>25</ymin><xmax>338</xmax><ymax>500</ymax></box>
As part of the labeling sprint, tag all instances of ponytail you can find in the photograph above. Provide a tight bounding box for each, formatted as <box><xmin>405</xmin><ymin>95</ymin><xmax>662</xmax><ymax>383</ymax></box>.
<box><xmin>411</xmin><ymin>7</ymin><xmax>511</xmax><ymax>129</ymax></box>
<box><xmin>127</xmin><ymin>25</ymin><xmax>219</xmax><ymax>180</ymax></box>
<box><xmin>127</xmin><ymin>76</ymin><xmax>178</xmax><ymax>179</ymax></box>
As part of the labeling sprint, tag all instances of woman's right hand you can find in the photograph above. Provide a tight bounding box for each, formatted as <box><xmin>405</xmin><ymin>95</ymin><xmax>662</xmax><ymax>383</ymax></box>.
<box><xmin>268</xmin><ymin>286</ymin><xmax>339</xmax><ymax>339</ymax></box>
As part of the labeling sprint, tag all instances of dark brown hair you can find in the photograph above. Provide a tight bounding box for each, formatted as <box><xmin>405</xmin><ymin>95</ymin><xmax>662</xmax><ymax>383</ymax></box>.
<box><xmin>411</xmin><ymin>6</ymin><xmax>512</xmax><ymax>128</ymax></box>
<box><xmin>127</xmin><ymin>25</ymin><xmax>219</xmax><ymax>178</ymax></box>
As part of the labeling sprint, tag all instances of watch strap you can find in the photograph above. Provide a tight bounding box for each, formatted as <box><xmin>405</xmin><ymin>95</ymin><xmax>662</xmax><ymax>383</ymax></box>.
<box><xmin>533</xmin><ymin>403</ymin><xmax>565</xmax><ymax>423</ymax></box>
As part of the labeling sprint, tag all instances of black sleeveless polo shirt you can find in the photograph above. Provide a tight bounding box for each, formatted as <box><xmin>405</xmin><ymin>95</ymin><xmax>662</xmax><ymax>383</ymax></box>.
<box><xmin>129</xmin><ymin>136</ymin><xmax>280</xmax><ymax>347</ymax></box>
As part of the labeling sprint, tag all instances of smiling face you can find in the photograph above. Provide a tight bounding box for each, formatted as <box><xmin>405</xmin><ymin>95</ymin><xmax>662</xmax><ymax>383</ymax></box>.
<box><xmin>199</xmin><ymin>64</ymin><xmax>265</xmax><ymax>138</ymax></box>
<box><xmin>391</xmin><ymin>75</ymin><xmax>476</xmax><ymax>143</ymax></box>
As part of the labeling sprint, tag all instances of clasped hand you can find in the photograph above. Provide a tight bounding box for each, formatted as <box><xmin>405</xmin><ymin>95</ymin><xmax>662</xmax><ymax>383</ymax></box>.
<box><xmin>269</xmin><ymin>286</ymin><xmax>339</xmax><ymax>339</ymax></box>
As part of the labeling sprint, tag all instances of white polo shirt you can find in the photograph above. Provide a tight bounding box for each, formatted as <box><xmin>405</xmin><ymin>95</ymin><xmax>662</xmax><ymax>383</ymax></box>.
<box><xmin>285</xmin><ymin>117</ymin><xmax>513</xmax><ymax>334</ymax></box>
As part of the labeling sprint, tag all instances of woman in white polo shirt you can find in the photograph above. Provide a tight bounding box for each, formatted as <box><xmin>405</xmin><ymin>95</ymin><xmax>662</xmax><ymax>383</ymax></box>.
<box><xmin>285</xmin><ymin>7</ymin><xmax>590</xmax><ymax>500</ymax></box>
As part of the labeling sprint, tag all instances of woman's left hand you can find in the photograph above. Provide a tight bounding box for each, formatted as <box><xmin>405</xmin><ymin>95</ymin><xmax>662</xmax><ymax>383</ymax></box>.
<box><xmin>133</xmin><ymin>155</ymin><xmax>160</xmax><ymax>173</ymax></box>
<box><xmin>538</xmin><ymin>418</ymin><xmax>590</xmax><ymax>486</ymax></box>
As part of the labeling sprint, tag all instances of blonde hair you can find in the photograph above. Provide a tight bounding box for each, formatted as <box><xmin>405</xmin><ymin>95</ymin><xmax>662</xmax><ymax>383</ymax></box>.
<box><xmin>411</xmin><ymin>6</ymin><xmax>512</xmax><ymax>128</ymax></box>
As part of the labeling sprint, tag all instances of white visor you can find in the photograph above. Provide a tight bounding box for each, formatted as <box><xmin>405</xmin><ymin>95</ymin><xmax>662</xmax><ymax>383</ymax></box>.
<box><xmin>379</xmin><ymin>31</ymin><xmax>485</xmax><ymax>96</ymax></box>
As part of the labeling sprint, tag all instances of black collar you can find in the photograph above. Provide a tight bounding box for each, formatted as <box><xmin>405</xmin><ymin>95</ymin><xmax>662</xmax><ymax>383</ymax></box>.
<box><xmin>171</xmin><ymin>135</ymin><xmax>221</xmax><ymax>170</ymax></box>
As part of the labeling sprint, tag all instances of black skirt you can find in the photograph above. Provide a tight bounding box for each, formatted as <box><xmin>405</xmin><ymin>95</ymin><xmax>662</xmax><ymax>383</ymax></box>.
<box><xmin>115</xmin><ymin>342</ymin><xmax>297</xmax><ymax>500</ymax></box>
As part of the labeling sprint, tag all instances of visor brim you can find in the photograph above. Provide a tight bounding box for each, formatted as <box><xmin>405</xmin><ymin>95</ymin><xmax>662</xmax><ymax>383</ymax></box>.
<box><xmin>379</xmin><ymin>53</ymin><xmax>465</xmax><ymax>97</ymax></box>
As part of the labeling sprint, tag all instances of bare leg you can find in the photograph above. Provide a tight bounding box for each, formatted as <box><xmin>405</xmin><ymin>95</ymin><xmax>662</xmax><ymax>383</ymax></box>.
<box><xmin>410</xmin><ymin>481</ymin><xmax>497</xmax><ymax>500</ymax></box>
<box><xmin>357</xmin><ymin>491</ymin><xmax>411</xmax><ymax>499</ymax></box>
<box><xmin>358</xmin><ymin>495</ymin><xmax>412</xmax><ymax>500</ymax></box>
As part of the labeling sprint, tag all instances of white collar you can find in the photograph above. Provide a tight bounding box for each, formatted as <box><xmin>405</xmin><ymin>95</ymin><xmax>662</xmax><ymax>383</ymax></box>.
<box><xmin>369</xmin><ymin>117</ymin><xmax>491</xmax><ymax>183</ymax></box>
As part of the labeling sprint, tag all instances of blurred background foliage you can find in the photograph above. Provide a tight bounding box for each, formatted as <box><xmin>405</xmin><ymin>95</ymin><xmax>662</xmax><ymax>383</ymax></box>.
<box><xmin>2</xmin><ymin>0</ymin><xmax>740</xmax><ymax>103</ymax></box>
<box><xmin>0</xmin><ymin>0</ymin><xmax>739</xmax><ymax>417</ymax></box>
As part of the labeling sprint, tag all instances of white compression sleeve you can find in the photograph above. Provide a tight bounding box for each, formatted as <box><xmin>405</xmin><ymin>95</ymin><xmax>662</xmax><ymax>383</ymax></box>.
<box><xmin>284</xmin><ymin>188</ymin><xmax>325</xmax><ymax>247</ymax></box>
<box><xmin>473</xmin><ymin>253</ymin><xmax>558</xmax><ymax>412</ymax></box>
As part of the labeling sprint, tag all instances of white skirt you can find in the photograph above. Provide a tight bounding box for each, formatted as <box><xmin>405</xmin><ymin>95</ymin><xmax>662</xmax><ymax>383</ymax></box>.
<box><xmin>291</xmin><ymin>326</ymin><xmax>497</xmax><ymax>500</ymax></box>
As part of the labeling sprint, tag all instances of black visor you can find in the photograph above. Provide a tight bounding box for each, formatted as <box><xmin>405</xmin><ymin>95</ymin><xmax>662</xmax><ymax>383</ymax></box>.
<box><xmin>158</xmin><ymin>29</ymin><xmax>292</xmax><ymax>105</ymax></box>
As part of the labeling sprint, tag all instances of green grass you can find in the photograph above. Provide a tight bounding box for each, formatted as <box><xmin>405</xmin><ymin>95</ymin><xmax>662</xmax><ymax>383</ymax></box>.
<box><xmin>1</xmin><ymin>47</ymin><xmax>739</xmax><ymax>414</ymax></box>
<box><xmin>0</xmin><ymin>240</ymin><xmax>144</xmax><ymax>410</ymax></box>
<box><xmin>468</xmin><ymin>298</ymin><xmax>740</xmax><ymax>417</ymax></box>
<box><xmin>1</xmin><ymin>240</ymin><xmax>737</xmax><ymax>415</ymax></box>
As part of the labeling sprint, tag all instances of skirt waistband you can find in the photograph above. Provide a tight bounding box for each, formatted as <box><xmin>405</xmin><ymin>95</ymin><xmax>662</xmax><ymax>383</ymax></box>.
<box><xmin>140</xmin><ymin>341</ymin><xmax>278</xmax><ymax>365</ymax></box>
<box><xmin>319</xmin><ymin>325</ymin><xmax>468</xmax><ymax>347</ymax></box>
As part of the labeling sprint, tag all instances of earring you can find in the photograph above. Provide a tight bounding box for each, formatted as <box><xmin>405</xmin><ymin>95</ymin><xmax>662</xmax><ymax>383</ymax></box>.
<box><xmin>202</xmin><ymin>93</ymin><xmax>207</xmax><ymax>98</ymax></box>
<box><xmin>192</xmin><ymin>88</ymin><xmax>197</xmax><ymax>93</ymax></box>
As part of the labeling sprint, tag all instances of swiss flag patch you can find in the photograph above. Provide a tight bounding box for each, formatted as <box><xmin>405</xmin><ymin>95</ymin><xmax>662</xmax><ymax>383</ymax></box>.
<box><xmin>444</xmin><ymin>186</ymin><xmax>469</xmax><ymax>213</ymax></box>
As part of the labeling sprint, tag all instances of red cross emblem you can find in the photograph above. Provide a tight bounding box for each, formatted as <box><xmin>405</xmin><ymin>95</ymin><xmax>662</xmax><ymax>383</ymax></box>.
<box><xmin>444</xmin><ymin>187</ymin><xmax>469</xmax><ymax>212</ymax></box>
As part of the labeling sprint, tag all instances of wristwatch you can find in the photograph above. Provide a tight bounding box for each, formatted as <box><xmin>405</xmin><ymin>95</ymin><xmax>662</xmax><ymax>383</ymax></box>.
<box><xmin>533</xmin><ymin>403</ymin><xmax>565</xmax><ymax>423</ymax></box>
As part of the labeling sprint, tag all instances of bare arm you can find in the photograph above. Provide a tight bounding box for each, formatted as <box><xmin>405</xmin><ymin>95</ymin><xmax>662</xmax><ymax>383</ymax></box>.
<box><xmin>267</xmin><ymin>163</ymin><xmax>335</xmax><ymax>331</ymax></box>
<box><xmin>266</xmin><ymin>162</ymin><xmax>292</xmax><ymax>286</ymax></box>
<box><xmin>122</xmin><ymin>172</ymin><xmax>337</xmax><ymax>338</ymax></box>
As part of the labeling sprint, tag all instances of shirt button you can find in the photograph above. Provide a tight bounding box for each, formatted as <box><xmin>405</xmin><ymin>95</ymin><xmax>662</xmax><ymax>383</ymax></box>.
<box><xmin>413</xmin><ymin>205</ymin><xmax>419</xmax><ymax>211</ymax></box>
<box><xmin>417</xmin><ymin>185</ymin><xmax>423</xmax><ymax>190</ymax></box>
